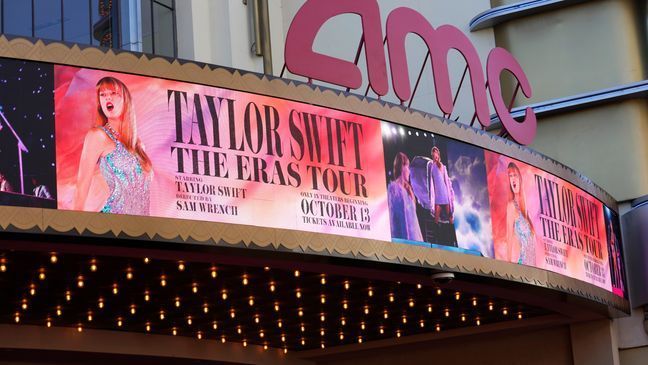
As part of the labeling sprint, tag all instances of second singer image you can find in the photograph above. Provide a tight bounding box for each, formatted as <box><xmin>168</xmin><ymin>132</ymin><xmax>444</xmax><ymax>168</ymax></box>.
<box><xmin>73</xmin><ymin>77</ymin><xmax>152</xmax><ymax>215</ymax></box>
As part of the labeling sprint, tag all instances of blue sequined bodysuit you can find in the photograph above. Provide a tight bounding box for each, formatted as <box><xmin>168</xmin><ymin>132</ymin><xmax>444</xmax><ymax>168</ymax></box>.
<box><xmin>99</xmin><ymin>126</ymin><xmax>150</xmax><ymax>215</ymax></box>
<box><xmin>513</xmin><ymin>200</ymin><xmax>535</xmax><ymax>265</ymax></box>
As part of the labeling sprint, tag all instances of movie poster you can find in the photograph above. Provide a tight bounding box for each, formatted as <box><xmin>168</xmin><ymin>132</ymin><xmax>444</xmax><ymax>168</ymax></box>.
<box><xmin>446</xmin><ymin>140</ymin><xmax>493</xmax><ymax>257</ymax></box>
<box><xmin>381</xmin><ymin>124</ymin><xmax>457</xmax><ymax>247</ymax></box>
<box><xmin>486</xmin><ymin>151</ymin><xmax>611</xmax><ymax>291</ymax></box>
<box><xmin>0</xmin><ymin>59</ymin><xmax>57</xmax><ymax>208</ymax></box>
<box><xmin>54</xmin><ymin>66</ymin><xmax>390</xmax><ymax>240</ymax></box>
<box><xmin>604</xmin><ymin>206</ymin><xmax>626</xmax><ymax>297</ymax></box>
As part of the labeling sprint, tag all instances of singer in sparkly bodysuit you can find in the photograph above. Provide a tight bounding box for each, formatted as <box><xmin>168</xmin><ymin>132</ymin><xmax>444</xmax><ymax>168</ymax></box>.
<box><xmin>505</xmin><ymin>162</ymin><xmax>536</xmax><ymax>266</ymax></box>
<box><xmin>74</xmin><ymin>77</ymin><xmax>152</xmax><ymax>215</ymax></box>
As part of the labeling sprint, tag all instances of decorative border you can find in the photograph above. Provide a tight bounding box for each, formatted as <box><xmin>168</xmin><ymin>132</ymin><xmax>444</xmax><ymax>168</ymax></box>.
<box><xmin>0</xmin><ymin>36</ymin><xmax>628</xmax><ymax>312</ymax></box>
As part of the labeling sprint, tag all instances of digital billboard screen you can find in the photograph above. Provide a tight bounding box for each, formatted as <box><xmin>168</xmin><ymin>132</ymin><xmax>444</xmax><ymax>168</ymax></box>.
<box><xmin>0</xmin><ymin>57</ymin><xmax>626</xmax><ymax>297</ymax></box>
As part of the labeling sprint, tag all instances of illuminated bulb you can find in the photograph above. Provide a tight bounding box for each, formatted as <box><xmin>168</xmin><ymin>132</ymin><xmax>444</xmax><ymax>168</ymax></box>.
<box><xmin>177</xmin><ymin>261</ymin><xmax>185</xmax><ymax>271</ymax></box>
<box><xmin>263</xmin><ymin>344</ymin><xmax>268</xmax><ymax>350</ymax></box>
<box><xmin>65</xmin><ymin>291</ymin><xmax>71</xmax><ymax>302</ymax></box>
<box><xmin>320</xmin><ymin>295</ymin><xmax>326</xmax><ymax>304</ymax></box>
<box><xmin>301</xmin><ymin>338</ymin><xmax>305</xmax><ymax>345</ymax></box>
<box><xmin>172</xmin><ymin>327</ymin><xmax>178</xmax><ymax>336</ymax></box>
<box><xmin>274</xmin><ymin>303</ymin><xmax>279</xmax><ymax>311</ymax></box>
<box><xmin>344</xmin><ymin>281</ymin><xmax>350</xmax><ymax>290</ymax></box>
<box><xmin>436</xmin><ymin>288</ymin><xmax>442</xmax><ymax>295</ymax></box>
<box><xmin>320</xmin><ymin>276</ymin><xmax>326</xmax><ymax>285</ymax></box>
<box><xmin>29</xmin><ymin>284</ymin><xmax>36</xmax><ymax>296</ymax></box>
<box><xmin>98</xmin><ymin>298</ymin><xmax>104</xmax><ymax>309</ymax></box>
<box><xmin>130</xmin><ymin>305</ymin><xmax>136</xmax><ymax>315</ymax></box>
<box><xmin>21</xmin><ymin>299</ymin><xmax>28</xmax><ymax>310</ymax></box>
<box><xmin>264</xmin><ymin>266</ymin><xmax>270</xmax><ymax>271</ymax></box>
<box><xmin>320</xmin><ymin>329</ymin><xmax>325</xmax><ymax>336</ymax></box>
<box><xmin>358</xmin><ymin>336</ymin><xmax>363</xmax><ymax>343</ymax></box>
<box><xmin>368</xmin><ymin>288</ymin><xmax>373</xmax><ymax>297</ymax></box>
<box><xmin>296</xmin><ymin>290</ymin><xmax>301</xmax><ymax>299</ymax></box>
<box><xmin>144</xmin><ymin>291</ymin><xmax>150</xmax><ymax>302</ymax></box>
<box><xmin>212</xmin><ymin>321</ymin><xmax>218</xmax><ymax>330</ymax></box>
<box><xmin>321</xmin><ymin>343</ymin><xmax>325</xmax><ymax>349</ymax></box>
<box><xmin>444</xmin><ymin>309</ymin><xmax>450</xmax><ymax>317</ymax></box>
<box><xmin>476</xmin><ymin>318</ymin><xmax>481</xmax><ymax>326</ymax></box>
<box><xmin>221</xmin><ymin>336</ymin><xmax>226</xmax><ymax>343</ymax></box>
<box><xmin>283</xmin><ymin>348</ymin><xmax>287</xmax><ymax>354</ymax></box>
<box><xmin>402</xmin><ymin>316</ymin><xmax>407</xmax><ymax>324</ymax></box>
<box><xmin>409</xmin><ymin>299</ymin><xmax>414</xmax><ymax>307</ymax></box>
<box><xmin>248</xmin><ymin>297</ymin><xmax>254</xmax><ymax>306</ymax></box>
<box><xmin>117</xmin><ymin>318</ymin><xmax>123</xmax><ymax>327</ymax></box>
<box><xmin>192</xmin><ymin>283</ymin><xmax>198</xmax><ymax>293</ymax></box>
<box><xmin>50</xmin><ymin>253</ymin><xmax>58</xmax><ymax>264</ymax></box>
<box><xmin>269</xmin><ymin>283</ymin><xmax>275</xmax><ymax>292</ymax></box>
<box><xmin>427</xmin><ymin>304</ymin><xmax>432</xmax><ymax>313</ymax></box>
<box><xmin>343</xmin><ymin>301</ymin><xmax>348</xmax><ymax>310</ymax></box>
<box><xmin>77</xmin><ymin>324</ymin><xmax>83</xmax><ymax>332</ymax></box>
<box><xmin>364</xmin><ymin>306</ymin><xmax>369</xmax><ymax>315</ymax></box>
<box><xmin>294</xmin><ymin>270</ymin><xmax>300</xmax><ymax>277</ymax></box>
<box><xmin>242</xmin><ymin>275</ymin><xmax>248</xmax><ymax>285</ymax></box>
<box><xmin>175</xmin><ymin>297</ymin><xmax>181</xmax><ymax>308</ymax></box>
<box><xmin>46</xmin><ymin>318</ymin><xmax>52</xmax><ymax>327</ymax></box>
<box><xmin>339</xmin><ymin>333</ymin><xmax>344</xmax><ymax>340</ymax></box>
<box><xmin>383</xmin><ymin>311</ymin><xmax>389</xmax><ymax>319</ymax></box>
<box><xmin>396</xmin><ymin>330</ymin><xmax>401</xmax><ymax>338</ymax></box>
<box><xmin>502</xmin><ymin>308</ymin><xmax>508</xmax><ymax>316</ymax></box>
<box><xmin>277</xmin><ymin>320</ymin><xmax>283</xmax><ymax>328</ymax></box>
<box><xmin>461</xmin><ymin>314</ymin><xmax>466</xmax><ymax>322</ymax></box>
<box><xmin>38</xmin><ymin>269</ymin><xmax>46</xmax><ymax>280</ymax></box>
<box><xmin>517</xmin><ymin>312</ymin><xmax>523</xmax><ymax>319</ymax></box>
<box><xmin>230</xmin><ymin>309</ymin><xmax>235</xmax><ymax>318</ymax></box>
<box><xmin>126</xmin><ymin>270</ymin><xmax>133</xmax><ymax>280</ymax></box>
<box><xmin>210</xmin><ymin>267</ymin><xmax>217</xmax><ymax>278</ymax></box>
<box><xmin>197</xmin><ymin>331</ymin><xmax>202</xmax><ymax>340</ymax></box>
<box><xmin>254</xmin><ymin>315</ymin><xmax>260</xmax><ymax>324</ymax></box>
<box><xmin>472</xmin><ymin>298</ymin><xmax>478</xmax><ymax>306</ymax></box>
<box><xmin>300</xmin><ymin>324</ymin><xmax>305</xmax><ymax>332</ymax></box>
<box><xmin>455</xmin><ymin>292</ymin><xmax>461</xmax><ymax>300</ymax></box>
<box><xmin>159</xmin><ymin>311</ymin><xmax>165</xmax><ymax>320</ymax></box>
<box><xmin>143</xmin><ymin>257</ymin><xmax>150</xmax><ymax>264</ymax></box>
<box><xmin>259</xmin><ymin>331</ymin><xmax>264</xmax><ymax>338</ymax></box>
<box><xmin>203</xmin><ymin>304</ymin><xmax>209</xmax><ymax>313</ymax></box>
<box><xmin>242</xmin><ymin>340</ymin><xmax>247</xmax><ymax>347</ymax></box>
<box><xmin>160</xmin><ymin>276</ymin><xmax>167</xmax><ymax>287</ymax></box>
<box><xmin>389</xmin><ymin>293</ymin><xmax>394</xmax><ymax>302</ymax></box>
<box><xmin>379</xmin><ymin>327</ymin><xmax>384</xmax><ymax>334</ymax></box>
<box><xmin>14</xmin><ymin>312</ymin><xmax>20</xmax><ymax>323</ymax></box>
<box><xmin>56</xmin><ymin>306</ymin><xmax>62</xmax><ymax>316</ymax></box>
<box><xmin>77</xmin><ymin>276</ymin><xmax>84</xmax><ymax>288</ymax></box>
<box><xmin>112</xmin><ymin>284</ymin><xmax>119</xmax><ymax>295</ymax></box>
<box><xmin>221</xmin><ymin>290</ymin><xmax>228</xmax><ymax>300</ymax></box>
<box><xmin>488</xmin><ymin>303</ymin><xmax>494</xmax><ymax>311</ymax></box>
<box><xmin>436</xmin><ymin>324</ymin><xmax>441</xmax><ymax>332</ymax></box>
<box><xmin>361</xmin><ymin>322</ymin><xmax>366</xmax><ymax>330</ymax></box>
<box><xmin>90</xmin><ymin>261</ymin><xmax>97</xmax><ymax>272</ymax></box>
<box><xmin>87</xmin><ymin>312</ymin><xmax>93</xmax><ymax>322</ymax></box>
<box><xmin>187</xmin><ymin>316</ymin><xmax>193</xmax><ymax>325</ymax></box>
<box><xmin>320</xmin><ymin>314</ymin><xmax>326</xmax><ymax>322</ymax></box>
<box><xmin>298</xmin><ymin>309</ymin><xmax>303</xmax><ymax>317</ymax></box>
<box><xmin>0</xmin><ymin>263</ymin><xmax>6</xmax><ymax>272</ymax></box>
<box><xmin>341</xmin><ymin>318</ymin><xmax>346</xmax><ymax>326</ymax></box>
<box><xmin>416</xmin><ymin>283</ymin><xmax>422</xmax><ymax>289</ymax></box>
<box><xmin>281</xmin><ymin>334</ymin><xmax>286</xmax><ymax>342</ymax></box>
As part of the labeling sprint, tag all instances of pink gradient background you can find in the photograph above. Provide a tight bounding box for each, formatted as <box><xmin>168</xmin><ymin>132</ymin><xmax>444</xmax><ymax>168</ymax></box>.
<box><xmin>486</xmin><ymin>151</ymin><xmax>611</xmax><ymax>291</ymax></box>
<box><xmin>54</xmin><ymin>66</ymin><xmax>390</xmax><ymax>241</ymax></box>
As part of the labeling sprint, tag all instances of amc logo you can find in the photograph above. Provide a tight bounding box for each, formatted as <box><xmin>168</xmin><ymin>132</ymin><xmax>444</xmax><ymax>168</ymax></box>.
<box><xmin>285</xmin><ymin>0</ymin><xmax>536</xmax><ymax>145</ymax></box>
